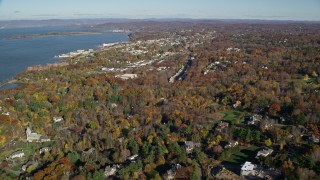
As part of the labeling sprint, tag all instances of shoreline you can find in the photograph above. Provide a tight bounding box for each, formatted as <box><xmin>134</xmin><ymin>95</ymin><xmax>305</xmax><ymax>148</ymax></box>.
<box><xmin>3</xmin><ymin>30</ymin><xmax>131</xmax><ymax>41</ymax></box>
<box><xmin>3</xmin><ymin>31</ymin><xmax>102</xmax><ymax>40</ymax></box>
<box><xmin>0</xmin><ymin>29</ymin><xmax>130</xmax><ymax>90</ymax></box>
<box><xmin>0</xmin><ymin>79</ymin><xmax>19</xmax><ymax>89</ymax></box>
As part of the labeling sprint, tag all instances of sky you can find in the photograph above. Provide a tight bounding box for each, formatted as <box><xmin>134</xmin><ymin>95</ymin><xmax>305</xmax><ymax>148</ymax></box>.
<box><xmin>0</xmin><ymin>0</ymin><xmax>319</xmax><ymax>21</ymax></box>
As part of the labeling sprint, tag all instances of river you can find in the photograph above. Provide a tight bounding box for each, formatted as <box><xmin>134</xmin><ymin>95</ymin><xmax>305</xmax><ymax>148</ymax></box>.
<box><xmin>0</xmin><ymin>26</ymin><xmax>129</xmax><ymax>88</ymax></box>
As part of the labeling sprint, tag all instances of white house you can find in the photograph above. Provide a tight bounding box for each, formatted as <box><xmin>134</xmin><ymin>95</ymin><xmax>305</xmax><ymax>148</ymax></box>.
<box><xmin>105</xmin><ymin>164</ymin><xmax>120</xmax><ymax>177</ymax></box>
<box><xmin>26</xmin><ymin>127</ymin><xmax>50</xmax><ymax>142</ymax></box>
<box><xmin>128</xmin><ymin>154</ymin><xmax>139</xmax><ymax>161</ymax></box>
<box><xmin>9</xmin><ymin>150</ymin><xmax>25</xmax><ymax>159</ymax></box>
<box><xmin>2</xmin><ymin>112</ymin><xmax>10</xmax><ymax>116</ymax></box>
<box><xmin>241</xmin><ymin>161</ymin><xmax>257</xmax><ymax>177</ymax></box>
<box><xmin>256</xmin><ymin>149</ymin><xmax>274</xmax><ymax>158</ymax></box>
<box><xmin>115</xmin><ymin>74</ymin><xmax>137</xmax><ymax>80</ymax></box>
<box><xmin>102</xmin><ymin>42</ymin><xmax>118</xmax><ymax>48</ymax></box>
<box><xmin>53</xmin><ymin>117</ymin><xmax>64</xmax><ymax>123</ymax></box>
<box><xmin>39</xmin><ymin>147</ymin><xmax>52</xmax><ymax>154</ymax></box>
<box><xmin>26</xmin><ymin>127</ymin><xmax>41</xmax><ymax>142</ymax></box>
<box><xmin>111</xmin><ymin>103</ymin><xmax>118</xmax><ymax>108</ymax></box>
<box><xmin>39</xmin><ymin>136</ymin><xmax>51</xmax><ymax>142</ymax></box>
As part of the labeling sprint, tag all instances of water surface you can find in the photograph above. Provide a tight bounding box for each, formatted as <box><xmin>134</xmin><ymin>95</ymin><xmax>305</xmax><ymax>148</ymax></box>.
<box><xmin>0</xmin><ymin>26</ymin><xmax>128</xmax><ymax>83</ymax></box>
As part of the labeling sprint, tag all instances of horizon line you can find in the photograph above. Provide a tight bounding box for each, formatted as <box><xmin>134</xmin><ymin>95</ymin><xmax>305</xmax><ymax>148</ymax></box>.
<box><xmin>1</xmin><ymin>17</ymin><xmax>320</xmax><ymax>23</ymax></box>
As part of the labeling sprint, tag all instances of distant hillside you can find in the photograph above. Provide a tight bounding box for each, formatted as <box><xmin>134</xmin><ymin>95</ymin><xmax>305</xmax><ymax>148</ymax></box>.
<box><xmin>0</xmin><ymin>18</ymin><xmax>134</xmax><ymax>28</ymax></box>
<box><xmin>1</xmin><ymin>18</ymin><xmax>318</xmax><ymax>29</ymax></box>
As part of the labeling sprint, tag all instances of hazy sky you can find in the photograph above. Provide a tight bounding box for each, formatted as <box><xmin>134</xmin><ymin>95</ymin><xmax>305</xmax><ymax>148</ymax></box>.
<box><xmin>0</xmin><ymin>0</ymin><xmax>319</xmax><ymax>21</ymax></box>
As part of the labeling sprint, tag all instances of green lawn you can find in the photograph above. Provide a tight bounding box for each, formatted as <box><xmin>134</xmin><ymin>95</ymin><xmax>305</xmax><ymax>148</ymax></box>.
<box><xmin>220</xmin><ymin>145</ymin><xmax>259</xmax><ymax>165</ymax></box>
<box><xmin>0</xmin><ymin>141</ymin><xmax>55</xmax><ymax>161</ymax></box>
<box><xmin>5</xmin><ymin>172</ymin><xmax>19</xmax><ymax>179</ymax></box>
<box><xmin>11</xmin><ymin>163</ymin><xmax>23</xmax><ymax>171</ymax></box>
<box><xmin>222</xmin><ymin>110</ymin><xmax>244</xmax><ymax>125</ymax></box>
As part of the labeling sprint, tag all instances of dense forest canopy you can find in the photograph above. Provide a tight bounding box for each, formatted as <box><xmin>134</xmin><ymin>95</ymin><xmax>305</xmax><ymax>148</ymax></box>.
<box><xmin>0</xmin><ymin>21</ymin><xmax>319</xmax><ymax>179</ymax></box>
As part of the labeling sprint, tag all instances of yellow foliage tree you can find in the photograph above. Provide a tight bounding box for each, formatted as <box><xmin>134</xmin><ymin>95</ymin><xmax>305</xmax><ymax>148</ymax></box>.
<box><xmin>147</xmin><ymin>135</ymin><xmax>154</xmax><ymax>143</ymax></box>
<box><xmin>113</xmin><ymin>127</ymin><xmax>121</xmax><ymax>138</ymax></box>
<box><xmin>144</xmin><ymin>163</ymin><xmax>156</xmax><ymax>174</ymax></box>
<box><xmin>312</xmin><ymin>71</ymin><xmax>318</xmax><ymax>77</ymax></box>
<box><xmin>0</xmin><ymin>136</ymin><xmax>6</xmax><ymax>147</ymax></box>
<box><xmin>264</xmin><ymin>138</ymin><xmax>272</xmax><ymax>147</ymax></box>
<box><xmin>64</xmin><ymin>143</ymin><xmax>70</xmax><ymax>151</ymax></box>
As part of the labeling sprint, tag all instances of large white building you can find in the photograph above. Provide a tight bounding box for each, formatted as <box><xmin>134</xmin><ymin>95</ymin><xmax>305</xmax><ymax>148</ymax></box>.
<box><xmin>241</xmin><ymin>161</ymin><xmax>257</xmax><ymax>177</ymax></box>
<box><xmin>9</xmin><ymin>150</ymin><xmax>25</xmax><ymax>159</ymax></box>
<box><xmin>26</xmin><ymin>127</ymin><xmax>50</xmax><ymax>142</ymax></box>
<box><xmin>115</xmin><ymin>74</ymin><xmax>138</xmax><ymax>80</ymax></box>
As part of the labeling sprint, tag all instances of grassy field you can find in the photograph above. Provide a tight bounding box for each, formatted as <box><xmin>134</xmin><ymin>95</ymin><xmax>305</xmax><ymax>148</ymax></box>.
<box><xmin>0</xmin><ymin>141</ymin><xmax>55</xmax><ymax>161</ymax></box>
<box><xmin>220</xmin><ymin>145</ymin><xmax>259</xmax><ymax>165</ymax></box>
<box><xmin>222</xmin><ymin>110</ymin><xmax>244</xmax><ymax>125</ymax></box>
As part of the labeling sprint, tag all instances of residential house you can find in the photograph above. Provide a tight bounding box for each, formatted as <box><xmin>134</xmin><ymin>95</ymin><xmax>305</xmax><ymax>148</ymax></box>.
<box><xmin>9</xmin><ymin>150</ymin><xmax>24</xmax><ymax>159</ymax></box>
<box><xmin>26</xmin><ymin>127</ymin><xmax>41</xmax><ymax>142</ymax></box>
<box><xmin>259</xmin><ymin>116</ymin><xmax>277</xmax><ymax>131</ymax></box>
<box><xmin>165</xmin><ymin>168</ymin><xmax>176</xmax><ymax>180</ymax></box>
<box><xmin>104</xmin><ymin>164</ymin><xmax>120</xmax><ymax>178</ymax></box>
<box><xmin>22</xmin><ymin>164</ymin><xmax>28</xmax><ymax>172</ymax></box>
<box><xmin>256</xmin><ymin>149</ymin><xmax>274</xmax><ymax>158</ymax></box>
<box><xmin>83</xmin><ymin>148</ymin><xmax>95</xmax><ymax>155</ymax></box>
<box><xmin>39</xmin><ymin>136</ymin><xmax>51</xmax><ymax>142</ymax></box>
<box><xmin>309</xmin><ymin>134</ymin><xmax>319</xmax><ymax>143</ymax></box>
<box><xmin>216</xmin><ymin>121</ymin><xmax>229</xmax><ymax>133</ymax></box>
<box><xmin>196</xmin><ymin>124</ymin><xmax>204</xmax><ymax>130</ymax></box>
<box><xmin>184</xmin><ymin>141</ymin><xmax>201</xmax><ymax>154</ymax></box>
<box><xmin>165</xmin><ymin>164</ymin><xmax>181</xmax><ymax>180</ymax></box>
<box><xmin>260</xmin><ymin>120</ymin><xmax>274</xmax><ymax>130</ymax></box>
<box><xmin>39</xmin><ymin>147</ymin><xmax>52</xmax><ymax>154</ymax></box>
<box><xmin>225</xmin><ymin>141</ymin><xmax>239</xmax><ymax>149</ymax></box>
<box><xmin>22</xmin><ymin>161</ymin><xmax>38</xmax><ymax>172</ymax></box>
<box><xmin>2</xmin><ymin>112</ymin><xmax>10</xmax><ymax>116</ymax></box>
<box><xmin>111</xmin><ymin>103</ymin><xmax>118</xmax><ymax>108</ymax></box>
<box><xmin>53</xmin><ymin>117</ymin><xmax>64</xmax><ymax>123</ymax></box>
<box><xmin>26</xmin><ymin>127</ymin><xmax>50</xmax><ymax>142</ymax></box>
<box><xmin>233</xmin><ymin>100</ymin><xmax>241</xmax><ymax>108</ymax></box>
<box><xmin>241</xmin><ymin>161</ymin><xmax>257</xmax><ymax>177</ymax></box>
<box><xmin>185</xmin><ymin>141</ymin><xmax>194</xmax><ymax>153</ymax></box>
<box><xmin>115</xmin><ymin>74</ymin><xmax>138</xmax><ymax>80</ymax></box>
<box><xmin>246</xmin><ymin>114</ymin><xmax>262</xmax><ymax>125</ymax></box>
<box><xmin>128</xmin><ymin>154</ymin><xmax>139</xmax><ymax>161</ymax></box>
<box><xmin>241</xmin><ymin>161</ymin><xmax>275</xmax><ymax>179</ymax></box>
